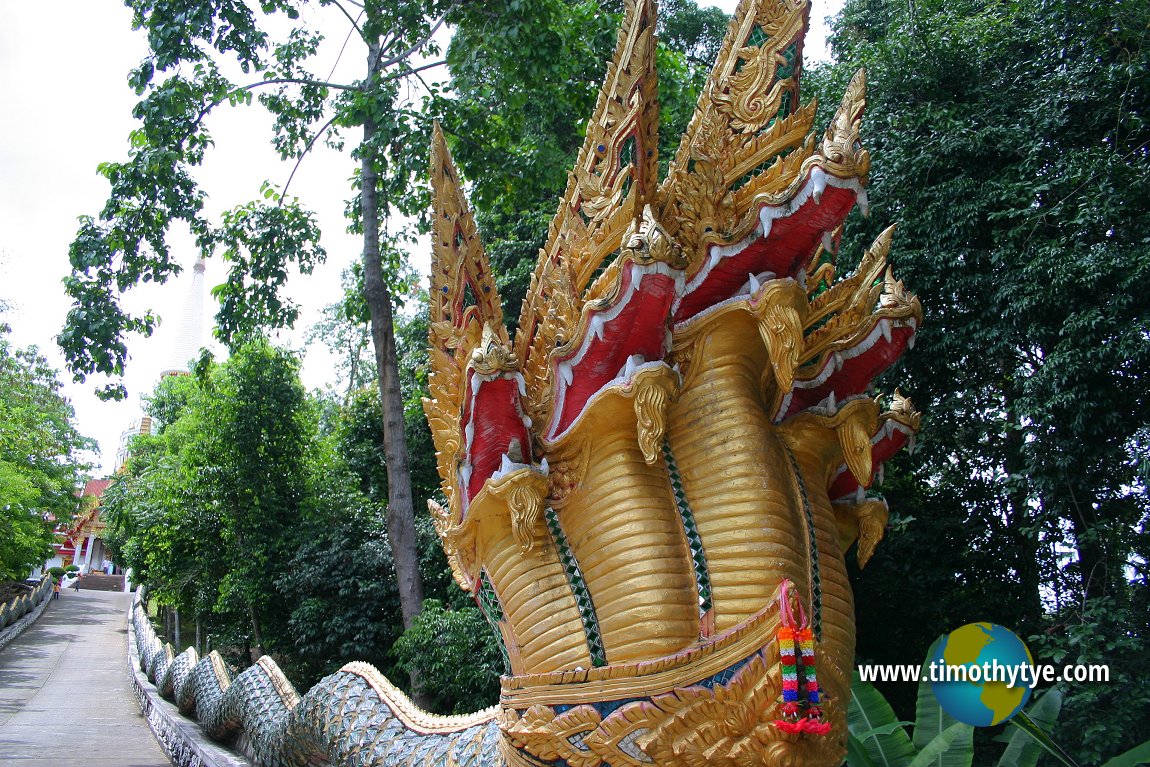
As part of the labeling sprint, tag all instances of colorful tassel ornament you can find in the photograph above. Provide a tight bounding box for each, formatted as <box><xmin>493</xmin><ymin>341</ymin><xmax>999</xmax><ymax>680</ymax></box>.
<box><xmin>771</xmin><ymin>580</ymin><xmax>831</xmax><ymax>736</ymax></box>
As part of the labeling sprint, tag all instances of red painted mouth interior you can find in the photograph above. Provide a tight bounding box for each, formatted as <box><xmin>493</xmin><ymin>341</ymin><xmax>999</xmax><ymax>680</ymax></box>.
<box><xmin>549</xmin><ymin>269</ymin><xmax>676</xmax><ymax>439</ymax></box>
<box><xmin>674</xmin><ymin>185</ymin><xmax>857</xmax><ymax>322</ymax></box>
<box><xmin>462</xmin><ymin>377</ymin><xmax>531</xmax><ymax>501</ymax></box>
<box><xmin>828</xmin><ymin>423</ymin><xmax>911</xmax><ymax>501</ymax></box>
<box><xmin>781</xmin><ymin>324</ymin><xmax>914</xmax><ymax>421</ymax></box>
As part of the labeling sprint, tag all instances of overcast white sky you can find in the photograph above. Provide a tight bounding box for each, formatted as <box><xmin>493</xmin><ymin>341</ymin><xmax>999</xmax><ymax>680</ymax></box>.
<box><xmin>0</xmin><ymin>0</ymin><xmax>842</xmax><ymax>475</ymax></box>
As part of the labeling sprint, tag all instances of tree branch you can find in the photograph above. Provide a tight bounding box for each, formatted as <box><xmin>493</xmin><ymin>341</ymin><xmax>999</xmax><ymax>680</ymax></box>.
<box><xmin>325</xmin><ymin>6</ymin><xmax>364</xmax><ymax>82</ymax></box>
<box><xmin>1027</xmin><ymin>138</ymin><xmax>1150</xmax><ymax>242</ymax></box>
<box><xmin>280</xmin><ymin>113</ymin><xmax>343</xmax><ymax>202</ymax></box>
<box><xmin>325</xmin><ymin>0</ymin><xmax>366</xmax><ymax>42</ymax></box>
<box><xmin>382</xmin><ymin>59</ymin><xmax>446</xmax><ymax>83</ymax></box>
<box><xmin>177</xmin><ymin>75</ymin><xmax>357</xmax><ymax>176</ymax></box>
<box><xmin>392</xmin><ymin>60</ymin><xmax>435</xmax><ymax>94</ymax></box>
<box><xmin>371</xmin><ymin>11</ymin><xmax>449</xmax><ymax>77</ymax></box>
<box><xmin>240</xmin><ymin>76</ymin><xmax>359</xmax><ymax>93</ymax></box>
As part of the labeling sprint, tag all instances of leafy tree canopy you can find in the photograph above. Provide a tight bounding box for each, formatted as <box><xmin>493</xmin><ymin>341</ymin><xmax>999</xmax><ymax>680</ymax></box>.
<box><xmin>59</xmin><ymin>0</ymin><xmax>514</xmax><ymax>403</ymax></box>
<box><xmin>809</xmin><ymin>0</ymin><xmax>1150</xmax><ymax>759</ymax></box>
<box><xmin>0</xmin><ymin>323</ymin><xmax>94</xmax><ymax>581</ymax></box>
<box><xmin>106</xmin><ymin>338</ymin><xmax>317</xmax><ymax>658</ymax></box>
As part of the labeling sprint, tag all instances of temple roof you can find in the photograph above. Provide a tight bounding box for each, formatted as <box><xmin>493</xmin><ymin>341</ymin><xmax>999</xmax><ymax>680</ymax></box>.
<box><xmin>82</xmin><ymin>478</ymin><xmax>112</xmax><ymax>499</ymax></box>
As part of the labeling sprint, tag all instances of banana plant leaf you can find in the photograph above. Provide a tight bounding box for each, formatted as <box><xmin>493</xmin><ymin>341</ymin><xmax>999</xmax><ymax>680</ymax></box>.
<box><xmin>997</xmin><ymin>689</ymin><xmax>1062</xmax><ymax>767</ymax></box>
<box><xmin>1101</xmin><ymin>741</ymin><xmax>1150</xmax><ymax>767</ymax></box>
<box><xmin>848</xmin><ymin>670</ymin><xmax>917</xmax><ymax>767</ymax></box>
<box><xmin>906</xmin><ymin>723</ymin><xmax>975</xmax><ymax>767</ymax></box>
<box><xmin>1008</xmin><ymin>710</ymin><xmax>1081</xmax><ymax>767</ymax></box>
<box><xmin>912</xmin><ymin>637</ymin><xmax>972</xmax><ymax>767</ymax></box>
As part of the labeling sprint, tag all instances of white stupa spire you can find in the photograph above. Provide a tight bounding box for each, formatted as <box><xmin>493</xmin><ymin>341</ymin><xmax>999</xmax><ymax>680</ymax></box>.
<box><xmin>159</xmin><ymin>256</ymin><xmax>207</xmax><ymax>377</ymax></box>
<box><xmin>105</xmin><ymin>257</ymin><xmax>209</xmax><ymax>474</ymax></box>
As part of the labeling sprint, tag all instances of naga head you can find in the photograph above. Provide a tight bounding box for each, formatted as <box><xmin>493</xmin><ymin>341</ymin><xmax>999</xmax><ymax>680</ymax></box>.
<box><xmin>470</xmin><ymin>322</ymin><xmax>519</xmax><ymax>376</ymax></box>
<box><xmin>622</xmin><ymin>204</ymin><xmax>686</xmax><ymax>270</ymax></box>
<box><xmin>425</xmin><ymin>2</ymin><xmax>923</xmax><ymax>766</ymax></box>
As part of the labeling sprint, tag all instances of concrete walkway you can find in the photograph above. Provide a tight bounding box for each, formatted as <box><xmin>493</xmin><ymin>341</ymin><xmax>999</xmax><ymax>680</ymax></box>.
<box><xmin>0</xmin><ymin>589</ymin><xmax>171</xmax><ymax>766</ymax></box>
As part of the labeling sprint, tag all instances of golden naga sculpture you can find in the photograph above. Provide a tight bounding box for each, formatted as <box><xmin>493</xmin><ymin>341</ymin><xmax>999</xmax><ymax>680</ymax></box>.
<box><xmin>424</xmin><ymin>1</ymin><xmax>923</xmax><ymax>765</ymax></box>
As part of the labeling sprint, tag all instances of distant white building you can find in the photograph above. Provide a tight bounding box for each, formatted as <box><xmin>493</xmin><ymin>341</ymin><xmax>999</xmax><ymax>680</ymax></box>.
<box><xmin>118</xmin><ymin>256</ymin><xmax>209</xmax><ymax>466</ymax></box>
<box><xmin>41</xmin><ymin>257</ymin><xmax>211</xmax><ymax>580</ymax></box>
<box><xmin>158</xmin><ymin>256</ymin><xmax>207</xmax><ymax>378</ymax></box>
<box><xmin>114</xmin><ymin>415</ymin><xmax>153</xmax><ymax>473</ymax></box>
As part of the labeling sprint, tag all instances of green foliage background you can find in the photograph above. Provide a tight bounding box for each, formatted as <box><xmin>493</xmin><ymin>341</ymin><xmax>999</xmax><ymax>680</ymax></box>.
<box><xmin>0</xmin><ymin>323</ymin><xmax>93</xmax><ymax>581</ymax></box>
<box><xmin>808</xmin><ymin>0</ymin><xmax>1150</xmax><ymax>761</ymax></box>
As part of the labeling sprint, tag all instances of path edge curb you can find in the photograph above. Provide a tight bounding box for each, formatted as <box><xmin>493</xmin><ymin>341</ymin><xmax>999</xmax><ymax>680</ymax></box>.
<box><xmin>0</xmin><ymin>584</ymin><xmax>54</xmax><ymax>654</ymax></box>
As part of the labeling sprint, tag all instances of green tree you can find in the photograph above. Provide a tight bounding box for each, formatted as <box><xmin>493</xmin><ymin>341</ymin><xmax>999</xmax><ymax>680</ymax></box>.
<box><xmin>277</xmin><ymin>431</ymin><xmax>407</xmax><ymax>688</ymax></box>
<box><xmin>58</xmin><ymin>2</ymin><xmax>465</xmax><ymax>675</ymax></box>
<box><xmin>194</xmin><ymin>339</ymin><xmax>317</xmax><ymax>658</ymax></box>
<box><xmin>392</xmin><ymin>598</ymin><xmax>504</xmax><ymax>715</ymax></box>
<box><xmin>102</xmin><ymin>372</ymin><xmax>212</xmax><ymax>619</ymax></box>
<box><xmin>825</xmin><ymin>0</ymin><xmax>1150</xmax><ymax>606</ymax></box>
<box><xmin>306</xmin><ymin>266</ymin><xmax>377</xmax><ymax>404</ymax></box>
<box><xmin>0</xmin><ymin>324</ymin><xmax>93</xmax><ymax>580</ymax></box>
<box><xmin>106</xmin><ymin>340</ymin><xmax>318</xmax><ymax>662</ymax></box>
<box><xmin>811</xmin><ymin>0</ymin><xmax>1150</xmax><ymax>759</ymax></box>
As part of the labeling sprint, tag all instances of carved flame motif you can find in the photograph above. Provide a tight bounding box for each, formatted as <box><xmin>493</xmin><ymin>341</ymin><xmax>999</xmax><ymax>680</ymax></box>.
<box><xmin>424</xmin><ymin>1</ymin><xmax>923</xmax><ymax>766</ymax></box>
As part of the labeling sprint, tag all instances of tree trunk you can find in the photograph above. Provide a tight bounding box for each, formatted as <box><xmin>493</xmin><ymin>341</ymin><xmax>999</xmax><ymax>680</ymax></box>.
<box><xmin>174</xmin><ymin>608</ymin><xmax>181</xmax><ymax>649</ymax></box>
<box><xmin>1066</xmin><ymin>486</ymin><xmax>1109</xmax><ymax>601</ymax></box>
<box><xmin>1002</xmin><ymin>374</ymin><xmax>1042</xmax><ymax>627</ymax></box>
<box><xmin>362</xmin><ymin>37</ymin><xmax>428</xmax><ymax>708</ymax></box>
<box><xmin>362</xmin><ymin>115</ymin><xmax>426</xmax><ymax>628</ymax></box>
<box><xmin>249</xmin><ymin>603</ymin><xmax>265</xmax><ymax>663</ymax></box>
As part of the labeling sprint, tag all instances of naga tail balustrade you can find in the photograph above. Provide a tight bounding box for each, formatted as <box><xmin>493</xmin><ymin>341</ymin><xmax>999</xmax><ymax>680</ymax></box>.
<box><xmin>131</xmin><ymin>2</ymin><xmax>922</xmax><ymax>767</ymax></box>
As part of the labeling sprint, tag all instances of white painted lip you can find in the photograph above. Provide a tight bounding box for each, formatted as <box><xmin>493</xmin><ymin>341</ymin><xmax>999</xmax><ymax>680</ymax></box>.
<box><xmin>545</xmin><ymin>359</ymin><xmax>676</xmax><ymax>446</ymax></box>
<box><xmin>669</xmin><ymin>275</ymin><xmax>796</xmax><ymax>337</ymax></box>
<box><xmin>771</xmin><ymin>314</ymin><xmax>919</xmax><ymax>422</ymax></box>
<box><xmin>489</xmin><ymin>455</ymin><xmax>546</xmax><ymax>483</ymax></box>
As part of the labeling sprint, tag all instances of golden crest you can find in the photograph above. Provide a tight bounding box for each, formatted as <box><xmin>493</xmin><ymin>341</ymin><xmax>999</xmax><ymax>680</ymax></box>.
<box><xmin>515</xmin><ymin>0</ymin><xmax>662</xmax><ymax>397</ymax></box>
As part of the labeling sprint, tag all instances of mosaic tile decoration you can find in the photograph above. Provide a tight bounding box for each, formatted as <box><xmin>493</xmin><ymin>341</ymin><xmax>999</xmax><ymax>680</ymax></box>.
<box><xmin>544</xmin><ymin>505</ymin><xmax>606</xmax><ymax>667</ymax></box>
<box><xmin>663</xmin><ymin>438</ymin><xmax>714</xmax><ymax>626</ymax></box>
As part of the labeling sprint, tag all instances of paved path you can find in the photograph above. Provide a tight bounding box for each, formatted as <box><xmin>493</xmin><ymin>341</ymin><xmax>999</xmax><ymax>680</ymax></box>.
<box><xmin>0</xmin><ymin>589</ymin><xmax>171</xmax><ymax>766</ymax></box>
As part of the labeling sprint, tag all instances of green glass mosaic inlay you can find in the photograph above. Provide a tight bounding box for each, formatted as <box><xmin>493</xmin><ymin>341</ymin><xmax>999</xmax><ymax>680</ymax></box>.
<box><xmin>776</xmin><ymin>43</ymin><xmax>799</xmax><ymax>80</ymax></box>
<box><xmin>477</xmin><ymin>571</ymin><xmax>511</xmax><ymax>674</ymax></box>
<box><xmin>777</xmin><ymin>90</ymin><xmax>794</xmax><ymax>121</ymax></box>
<box><xmin>544</xmin><ymin>506</ymin><xmax>607</xmax><ymax>667</ymax></box>
<box><xmin>730</xmin><ymin>146</ymin><xmax>796</xmax><ymax>192</ymax></box>
<box><xmin>620</xmin><ymin>134</ymin><xmax>636</xmax><ymax>199</ymax></box>
<box><xmin>663</xmin><ymin>439</ymin><xmax>713</xmax><ymax>620</ymax></box>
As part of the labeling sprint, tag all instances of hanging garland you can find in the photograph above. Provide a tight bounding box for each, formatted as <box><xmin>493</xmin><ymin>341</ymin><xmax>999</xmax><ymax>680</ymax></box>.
<box><xmin>772</xmin><ymin>580</ymin><xmax>831</xmax><ymax>735</ymax></box>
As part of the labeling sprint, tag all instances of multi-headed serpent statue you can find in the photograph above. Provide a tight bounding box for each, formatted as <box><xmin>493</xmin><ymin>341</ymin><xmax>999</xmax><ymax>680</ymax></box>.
<box><xmin>131</xmin><ymin>1</ymin><xmax>922</xmax><ymax>766</ymax></box>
